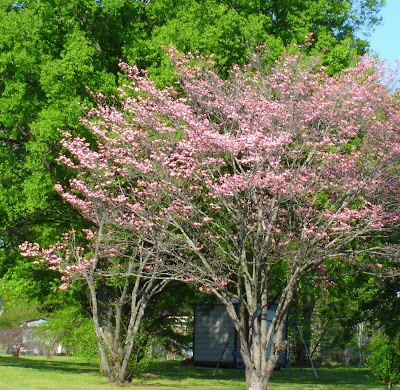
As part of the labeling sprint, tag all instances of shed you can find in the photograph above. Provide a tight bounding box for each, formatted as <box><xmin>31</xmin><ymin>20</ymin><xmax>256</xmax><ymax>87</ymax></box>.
<box><xmin>193</xmin><ymin>303</ymin><xmax>286</xmax><ymax>368</ymax></box>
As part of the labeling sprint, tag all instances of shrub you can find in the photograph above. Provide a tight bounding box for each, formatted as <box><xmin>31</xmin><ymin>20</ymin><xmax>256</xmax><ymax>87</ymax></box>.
<box><xmin>366</xmin><ymin>330</ymin><xmax>400</xmax><ymax>390</ymax></box>
<box><xmin>37</xmin><ymin>306</ymin><xmax>99</xmax><ymax>362</ymax></box>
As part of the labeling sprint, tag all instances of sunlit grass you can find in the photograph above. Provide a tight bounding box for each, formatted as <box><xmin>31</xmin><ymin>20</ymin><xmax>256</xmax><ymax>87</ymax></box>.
<box><xmin>0</xmin><ymin>355</ymin><xmax>384</xmax><ymax>390</ymax></box>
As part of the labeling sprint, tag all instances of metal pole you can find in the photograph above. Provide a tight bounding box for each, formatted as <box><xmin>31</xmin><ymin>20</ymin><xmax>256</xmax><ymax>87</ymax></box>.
<box><xmin>213</xmin><ymin>328</ymin><xmax>235</xmax><ymax>376</ymax></box>
<box><xmin>295</xmin><ymin>321</ymin><xmax>318</xmax><ymax>378</ymax></box>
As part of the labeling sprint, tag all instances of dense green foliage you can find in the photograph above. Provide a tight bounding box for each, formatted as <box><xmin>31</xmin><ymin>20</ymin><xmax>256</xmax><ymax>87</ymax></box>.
<box><xmin>356</xmin><ymin>277</ymin><xmax>400</xmax><ymax>338</ymax></box>
<box><xmin>367</xmin><ymin>331</ymin><xmax>400</xmax><ymax>390</ymax></box>
<box><xmin>34</xmin><ymin>306</ymin><xmax>99</xmax><ymax>362</ymax></box>
<box><xmin>289</xmin><ymin>260</ymin><xmax>400</xmax><ymax>366</ymax></box>
<box><xmin>137</xmin><ymin>0</ymin><xmax>385</xmax><ymax>79</ymax></box>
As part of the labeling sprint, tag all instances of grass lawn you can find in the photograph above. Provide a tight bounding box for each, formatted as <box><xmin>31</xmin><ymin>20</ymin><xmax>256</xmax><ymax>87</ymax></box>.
<box><xmin>0</xmin><ymin>354</ymin><xmax>385</xmax><ymax>390</ymax></box>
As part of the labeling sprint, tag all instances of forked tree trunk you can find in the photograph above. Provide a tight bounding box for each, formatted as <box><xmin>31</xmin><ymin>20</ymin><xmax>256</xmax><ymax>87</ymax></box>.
<box><xmin>87</xmin><ymin>273</ymin><xmax>150</xmax><ymax>383</ymax></box>
<box><xmin>221</xmin><ymin>273</ymin><xmax>294</xmax><ymax>390</ymax></box>
<box><xmin>242</xmin><ymin>343</ymin><xmax>283</xmax><ymax>390</ymax></box>
<box><xmin>92</xmin><ymin>301</ymin><xmax>146</xmax><ymax>383</ymax></box>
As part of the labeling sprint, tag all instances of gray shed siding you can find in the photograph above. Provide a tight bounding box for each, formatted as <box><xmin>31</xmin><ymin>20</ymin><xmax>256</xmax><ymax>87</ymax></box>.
<box><xmin>194</xmin><ymin>304</ymin><xmax>238</xmax><ymax>366</ymax></box>
<box><xmin>193</xmin><ymin>303</ymin><xmax>286</xmax><ymax>368</ymax></box>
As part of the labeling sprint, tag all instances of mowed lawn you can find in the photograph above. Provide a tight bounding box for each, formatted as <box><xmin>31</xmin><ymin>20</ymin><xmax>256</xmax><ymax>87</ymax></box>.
<box><xmin>0</xmin><ymin>355</ymin><xmax>384</xmax><ymax>390</ymax></box>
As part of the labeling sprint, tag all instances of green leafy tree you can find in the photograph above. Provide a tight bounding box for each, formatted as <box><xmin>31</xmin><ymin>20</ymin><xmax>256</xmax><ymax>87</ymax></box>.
<box><xmin>136</xmin><ymin>0</ymin><xmax>386</xmax><ymax>80</ymax></box>
<box><xmin>288</xmin><ymin>256</ymin><xmax>400</xmax><ymax>366</ymax></box>
<box><xmin>367</xmin><ymin>331</ymin><xmax>400</xmax><ymax>390</ymax></box>
<box><xmin>289</xmin><ymin>263</ymin><xmax>370</xmax><ymax>365</ymax></box>
<box><xmin>355</xmin><ymin>276</ymin><xmax>400</xmax><ymax>338</ymax></box>
<box><xmin>0</xmin><ymin>0</ymin><xmax>150</xmax><ymax>302</ymax></box>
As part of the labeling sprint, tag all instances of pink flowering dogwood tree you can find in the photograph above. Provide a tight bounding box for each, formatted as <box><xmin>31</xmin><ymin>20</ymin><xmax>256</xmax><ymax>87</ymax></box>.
<box><xmin>20</xmin><ymin>229</ymin><xmax>168</xmax><ymax>382</ymax></box>
<box><xmin>22</xmin><ymin>47</ymin><xmax>400</xmax><ymax>389</ymax></box>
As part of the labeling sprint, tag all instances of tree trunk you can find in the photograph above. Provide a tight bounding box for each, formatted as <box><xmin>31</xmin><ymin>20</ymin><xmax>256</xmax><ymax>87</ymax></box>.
<box><xmin>245</xmin><ymin>367</ymin><xmax>270</xmax><ymax>390</ymax></box>
<box><xmin>110</xmin><ymin>354</ymin><xmax>123</xmax><ymax>382</ymax></box>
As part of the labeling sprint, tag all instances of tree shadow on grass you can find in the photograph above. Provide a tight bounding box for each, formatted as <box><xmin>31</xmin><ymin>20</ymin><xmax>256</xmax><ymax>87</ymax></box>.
<box><xmin>270</xmin><ymin>366</ymin><xmax>374</xmax><ymax>387</ymax></box>
<box><xmin>146</xmin><ymin>361</ymin><xmax>374</xmax><ymax>387</ymax></box>
<box><xmin>146</xmin><ymin>360</ymin><xmax>245</xmax><ymax>382</ymax></box>
<box><xmin>0</xmin><ymin>354</ymin><xmax>99</xmax><ymax>374</ymax></box>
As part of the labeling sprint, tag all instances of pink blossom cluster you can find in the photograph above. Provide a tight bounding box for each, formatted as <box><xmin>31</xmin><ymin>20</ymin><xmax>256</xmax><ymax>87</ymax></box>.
<box><xmin>20</xmin><ymin>46</ymin><xmax>400</xmax><ymax>294</ymax></box>
<box><xmin>19</xmin><ymin>232</ymin><xmax>103</xmax><ymax>289</ymax></box>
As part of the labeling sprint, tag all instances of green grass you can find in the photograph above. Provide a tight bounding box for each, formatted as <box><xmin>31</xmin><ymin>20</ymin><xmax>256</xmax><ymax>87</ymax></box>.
<box><xmin>0</xmin><ymin>355</ymin><xmax>385</xmax><ymax>390</ymax></box>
